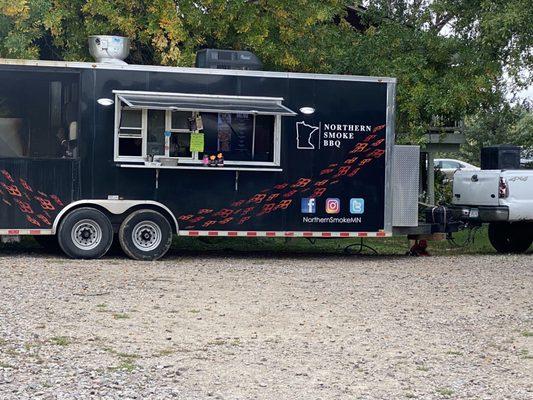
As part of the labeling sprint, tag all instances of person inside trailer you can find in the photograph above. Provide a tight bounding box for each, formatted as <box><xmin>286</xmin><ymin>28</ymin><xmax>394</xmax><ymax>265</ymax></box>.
<box><xmin>55</xmin><ymin>127</ymin><xmax>69</xmax><ymax>157</ymax></box>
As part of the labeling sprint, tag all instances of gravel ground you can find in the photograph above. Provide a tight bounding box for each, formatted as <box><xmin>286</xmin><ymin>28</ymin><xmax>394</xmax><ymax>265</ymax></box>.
<box><xmin>0</xmin><ymin>252</ymin><xmax>531</xmax><ymax>400</ymax></box>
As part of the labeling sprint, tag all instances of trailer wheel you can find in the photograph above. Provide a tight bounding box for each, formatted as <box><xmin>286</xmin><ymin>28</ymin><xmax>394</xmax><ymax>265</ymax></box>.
<box><xmin>488</xmin><ymin>222</ymin><xmax>533</xmax><ymax>254</ymax></box>
<box><xmin>118</xmin><ymin>210</ymin><xmax>172</xmax><ymax>261</ymax></box>
<box><xmin>58</xmin><ymin>208</ymin><xmax>114</xmax><ymax>259</ymax></box>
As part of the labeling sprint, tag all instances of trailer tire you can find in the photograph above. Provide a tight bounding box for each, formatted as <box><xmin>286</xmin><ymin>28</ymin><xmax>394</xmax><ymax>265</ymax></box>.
<box><xmin>118</xmin><ymin>210</ymin><xmax>172</xmax><ymax>261</ymax></box>
<box><xmin>488</xmin><ymin>222</ymin><xmax>532</xmax><ymax>254</ymax></box>
<box><xmin>58</xmin><ymin>208</ymin><xmax>114</xmax><ymax>259</ymax></box>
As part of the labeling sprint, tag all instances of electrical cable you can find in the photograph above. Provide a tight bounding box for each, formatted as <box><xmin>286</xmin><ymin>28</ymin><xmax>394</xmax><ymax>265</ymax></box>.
<box><xmin>344</xmin><ymin>238</ymin><xmax>378</xmax><ymax>255</ymax></box>
<box><xmin>447</xmin><ymin>224</ymin><xmax>481</xmax><ymax>247</ymax></box>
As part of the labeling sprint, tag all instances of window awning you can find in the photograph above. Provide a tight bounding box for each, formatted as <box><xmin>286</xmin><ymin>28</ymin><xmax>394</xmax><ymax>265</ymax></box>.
<box><xmin>113</xmin><ymin>90</ymin><xmax>296</xmax><ymax>116</ymax></box>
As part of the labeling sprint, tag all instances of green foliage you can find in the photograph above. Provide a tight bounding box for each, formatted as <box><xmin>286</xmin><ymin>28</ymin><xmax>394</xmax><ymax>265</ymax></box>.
<box><xmin>0</xmin><ymin>0</ymin><xmax>531</xmax><ymax>139</ymax></box>
<box><xmin>460</xmin><ymin>102</ymin><xmax>533</xmax><ymax>164</ymax></box>
<box><xmin>434</xmin><ymin>167</ymin><xmax>453</xmax><ymax>205</ymax></box>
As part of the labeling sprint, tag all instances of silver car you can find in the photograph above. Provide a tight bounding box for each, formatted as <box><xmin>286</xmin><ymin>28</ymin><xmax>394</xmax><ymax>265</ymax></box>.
<box><xmin>434</xmin><ymin>158</ymin><xmax>480</xmax><ymax>180</ymax></box>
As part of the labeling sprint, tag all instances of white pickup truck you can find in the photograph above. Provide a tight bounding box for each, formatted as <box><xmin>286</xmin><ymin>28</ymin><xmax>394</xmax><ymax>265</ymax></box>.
<box><xmin>452</xmin><ymin>169</ymin><xmax>533</xmax><ymax>253</ymax></box>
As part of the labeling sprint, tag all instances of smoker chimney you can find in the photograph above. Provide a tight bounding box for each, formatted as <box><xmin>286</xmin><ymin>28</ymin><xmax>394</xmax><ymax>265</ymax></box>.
<box><xmin>88</xmin><ymin>35</ymin><xmax>130</xmax><ymax>64</ymax></box>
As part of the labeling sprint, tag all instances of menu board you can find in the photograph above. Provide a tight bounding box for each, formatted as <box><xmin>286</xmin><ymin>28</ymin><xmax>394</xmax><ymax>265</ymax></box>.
<box><xmin>190</xmin><ymin>132</ymin><xmax>205</xmax><ymax>152</ymax></box>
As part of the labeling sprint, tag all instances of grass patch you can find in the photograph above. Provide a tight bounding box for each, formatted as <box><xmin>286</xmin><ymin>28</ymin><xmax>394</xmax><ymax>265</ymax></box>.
<box><xmin>112</xmin><ymin>313</ymin><xmax>130</xmax><ymax>320</ymax></box>
<box><xmin>154</xmin><ymin>348</ymin><xmax>175</xmax><ymax>357</ymax></box>
<box><xmin>104</xmin><ymin>348</ymin><xmax>139</xmax><ymax>359</ymax></box>
<box><xmin>0</xmin><ymin>225</ymin><xmax>502</xmax><ymax>257</ymax></box>
<box><xmin>518</xmin><ymin>349</ymin><xmax>533</xmax><ymax>359</ymax></box>
<box><xmin>0</xmin><ymin>339</ymin><xmax>7</xmax><ymax>346</ymax></box>
<box><xmin>115</xmin><ymin>352</ymin><xmax>139</xmax><ymax>359</ymax></box>
<box><xmin>108</xmin><ymin>359</ymin><xmax>137</xmax><ymax>373</ymax></box>
<box><xmin>188</xmin><ymin>309</ymin><xmax>200</xmax><ymax>314</ymax></box>
<box><xmin>0</xmin><ymin>362</ymin><xmax>15</xmax><ymax>369</ymax></box>
<box><xmin>416</xmin><ymin>365</ymin><xmax>429</xmax><ymax>371</ymax></box>
<box><xmin>208</xmin><ymin>339</ymin><xmax>226</xmax><ymax>346</ymax></box>
<box><xmin>445</xmin><ymin>350</ymin><xmax>463</xmax><ymax>356</ymax></box>
<box><xmin>105</xmin><ymin>348</ymin><xmax>140</xmax><ymax>372</ymax></box>
<box><xmin>50</xmin><ymin>336</ymin><xmax>70</xmax><ymax>346</ymax></box>
<box><xmin>167</xmin><ymin>226</ymin><xmax>496</xmax><ymax>256</ymax></box>
<box><xmin>436</xmin><ymin>387</ymin><xmax>454</xmax><ymax>397</ymax></box>
<box><xmin>405</xmin><ymin>393</ymin><xmax>416</xmax><ymax>399</ymax></box>
<box><xmin>521</xmin><ymin>331</ymin><xmax>533</xmax><ymax>337</ymax></box>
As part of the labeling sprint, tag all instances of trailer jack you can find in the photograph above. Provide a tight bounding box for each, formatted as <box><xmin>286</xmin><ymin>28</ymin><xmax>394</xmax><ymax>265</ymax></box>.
<box><xmin>407</xmin><ymin>239</ymin><xmax>429</xmax><ymax>256</ymax></box>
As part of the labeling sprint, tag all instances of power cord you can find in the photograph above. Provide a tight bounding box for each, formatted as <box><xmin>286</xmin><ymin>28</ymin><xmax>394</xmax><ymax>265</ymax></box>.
<box><xmin>447</xmin><ymin>224</ymin><xmax>481</xmax><ymax>247</ymax></box>
<box><xmin>344</xmin><ymin>238</ymin><xmax>378</xmax><ymax>255</ymax></box>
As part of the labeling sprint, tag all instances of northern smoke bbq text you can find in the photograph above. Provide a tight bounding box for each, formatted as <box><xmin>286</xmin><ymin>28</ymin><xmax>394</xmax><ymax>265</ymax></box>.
<box><xmin>322</xmin><ymin>124</ymin><xmax>372</xmax><ymax>148</ymax></box>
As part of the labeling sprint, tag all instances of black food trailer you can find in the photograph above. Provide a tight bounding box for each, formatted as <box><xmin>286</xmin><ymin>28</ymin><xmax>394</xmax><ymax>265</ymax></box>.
<box><xmin>0</xmin><ymin>47</ymin><xmax>443</xmax><ymax>260</ymax></box>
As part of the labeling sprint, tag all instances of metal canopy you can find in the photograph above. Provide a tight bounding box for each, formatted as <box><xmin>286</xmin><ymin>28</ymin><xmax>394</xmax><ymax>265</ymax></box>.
<box><xmin>114</xmin><ymin>90</ymin><xmax>296</xmax><ymax>116</ymax></box>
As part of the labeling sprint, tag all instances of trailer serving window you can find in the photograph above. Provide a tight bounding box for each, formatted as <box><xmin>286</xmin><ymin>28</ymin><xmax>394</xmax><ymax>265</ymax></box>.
<box><xmin>113</xmin><ymin>91</ymin><xmax>295</xmax><ymax>166</ymax></box>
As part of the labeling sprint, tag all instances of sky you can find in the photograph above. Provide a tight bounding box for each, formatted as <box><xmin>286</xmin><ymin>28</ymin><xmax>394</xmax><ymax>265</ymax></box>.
<box><xmin>517</xmin><ymin>85</ymin><xmax>533</xmax><ymax>102</ymax></box>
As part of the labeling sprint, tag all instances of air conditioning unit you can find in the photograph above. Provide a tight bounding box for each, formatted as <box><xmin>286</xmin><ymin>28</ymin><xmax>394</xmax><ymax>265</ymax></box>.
<box><xmin>481</xmin><ymin>145</ymin><xmax>521</xmax><ymax>170</ymax></box>
<box><xmin>195</xmin><ymin>49</ymin><xmax>263</xmax><ymax>71</ymax></box>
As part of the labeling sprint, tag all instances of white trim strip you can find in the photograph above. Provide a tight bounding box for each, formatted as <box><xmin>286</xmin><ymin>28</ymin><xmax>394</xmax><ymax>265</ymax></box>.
<box><xmin>114</xmin><ymin>90</ymin><xmax>286</xmax><ymax>102</ymax></box>
<box><xmin>178</xmin><ymin>230</ymin><xmax>390</xmax><ymax>238</ymax></box>
<box><xmin>0</xmin><ymin>229</ymin><xmax>53</xmax><ymax>235</ymax></box>
<box><xmin>0</xmin><ymin>58</ymin><xmax>397</xmax><ymax>84</ymax></box>
<box><xmin>117</xmin><ymin>164</ymin><xmax>283</xmax><ymax>172</ymax></box>
<box><xmin>51</xmin><ymin>200</ymin><xmax>179</xmax><ymax>233</ymax></box>
<box><xmin>0</xmin><ymin>228</ymin><xmax>391</xmax><ymax>238</ymax></box>
<box><xmin>114</xmin><ymin>91</ymin><xmax>297</xmax><ymax>116</ymax></box>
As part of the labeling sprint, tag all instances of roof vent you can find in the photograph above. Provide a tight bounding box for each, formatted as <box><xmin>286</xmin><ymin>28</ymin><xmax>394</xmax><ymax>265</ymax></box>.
<box><xmin>88</xmin><ymin>35</ymin><xmax>130</xmax><ymax>64</ymax></box>
<box><xmin>195</xmin><ymin>49</ymin><xmax>263</xmax><ymax>70</ymax></box>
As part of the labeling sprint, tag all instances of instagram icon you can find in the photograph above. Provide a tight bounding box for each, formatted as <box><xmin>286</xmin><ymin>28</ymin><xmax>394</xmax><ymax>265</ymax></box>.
<box><xmin>325</xmin><ymin>198</ymin><xmax>340</xmax><ymax>214</ymax></box>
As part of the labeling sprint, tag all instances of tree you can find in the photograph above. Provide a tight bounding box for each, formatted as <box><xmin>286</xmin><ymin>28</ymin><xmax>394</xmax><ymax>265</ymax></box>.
<box><xmin>1</xmin><ymin>0</ymin><xmax>531</xmax><ymax>140</ymax></box>
<box><xmin>358</xmin><ymin>0</ymin><xmax>532</xmax><ymax>140</ymax></box>
<box><xmin>460</xmin><ymin>102</ymin><xmax>533</xmax><ymax>164</ymax></box>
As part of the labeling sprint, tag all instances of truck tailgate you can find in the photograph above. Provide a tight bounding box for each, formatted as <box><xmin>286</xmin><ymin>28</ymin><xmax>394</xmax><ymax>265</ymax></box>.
<box><xmin>500</xmin><ymin>170</ymin><xmax>533</xmax><ymax>220</ymax></box>
<box><xmin>453</xmin><ymin>170</ymin><xmax>500</xmax><ymax>206</ymax></box>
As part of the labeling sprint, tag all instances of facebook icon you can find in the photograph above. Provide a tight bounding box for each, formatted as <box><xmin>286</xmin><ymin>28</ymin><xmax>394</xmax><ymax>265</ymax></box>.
<box><xmin>301</xmin><ymin>198</ymin><xmax>316</xmax><ymax>214</ymax></box>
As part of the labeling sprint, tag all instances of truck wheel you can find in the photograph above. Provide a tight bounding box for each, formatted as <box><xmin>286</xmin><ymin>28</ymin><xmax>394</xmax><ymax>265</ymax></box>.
<box><xmin>58</xmin><ymin>207</ymin><xmax>114</xmax><ymax>259</ymax></box>
<box><xmin>488</xmin><ymin>222</ymin><xmax>533</xmax><ymax>254</ymax></box>
<box><xmin>118</xmin><ymin>210</ymin><xmax>172</xmax><ymax>261</ymax></box>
